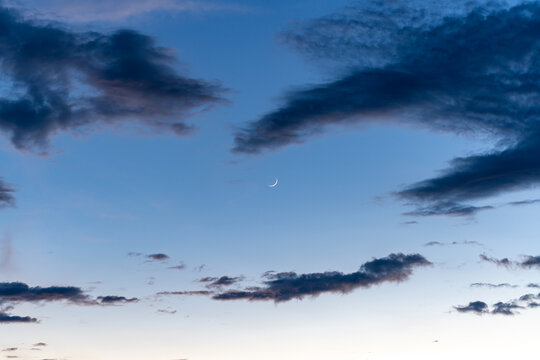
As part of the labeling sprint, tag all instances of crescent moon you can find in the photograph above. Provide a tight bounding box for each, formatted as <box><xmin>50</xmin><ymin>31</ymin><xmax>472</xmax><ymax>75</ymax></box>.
<box><xmin>268</xmin><ymin>178</ymin><xmax>278</xmax><ymax>188</ymax></box>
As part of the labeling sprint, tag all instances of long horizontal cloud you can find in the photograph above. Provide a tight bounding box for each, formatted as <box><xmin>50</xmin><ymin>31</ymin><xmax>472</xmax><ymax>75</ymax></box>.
<box><xmin>203</xmin><ymin>253</ymin><xmax>430</xmax><ymax>302</ymax></box>
<box><xmin>233</xmin><ymin>1</ymin><xmax>540</xmax><ymax>215</ymax></box>
<box><xmin>0</xmin><ymin>5</ymin><xmax>224</xmax><ymax>152</ymax></box>
<box><xmin>0</xmin><ymin>311</ymin><xmax>37</xmax><ymax>323</ymax></box>
<box><xmin>479</xmin><ymin>254</ymin><xmax>540</xmax><ymax>269</ymax></box>
<box><xmin>0</xmin><ymin>282</ymin><xmax>138</xmax><ymax>323</ymax></box>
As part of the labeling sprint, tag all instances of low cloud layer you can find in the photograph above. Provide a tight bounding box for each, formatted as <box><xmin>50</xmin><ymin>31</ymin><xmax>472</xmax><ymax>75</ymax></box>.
<box><xmin>233</xmin><ymin>1</ymin><xmax>540</xmax><ymax>215</ymax></box>
<box><xmin>164</xmin><ymin>253</ymin><xmax>431</xmax><ymax>303</ymax></box>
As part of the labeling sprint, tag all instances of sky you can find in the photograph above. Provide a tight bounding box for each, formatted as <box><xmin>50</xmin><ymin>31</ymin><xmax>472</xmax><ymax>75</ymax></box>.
<box><xmin>1</xmin><ymin>0</ymin><xmax>540</xmax><ymax>359</ymax></box>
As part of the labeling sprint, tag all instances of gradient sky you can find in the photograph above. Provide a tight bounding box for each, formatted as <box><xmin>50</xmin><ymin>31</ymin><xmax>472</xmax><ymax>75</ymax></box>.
<box><xmin>1</xmin><ymin>1</ymin><xmax>540</xmax><ymax>359</ymax></box>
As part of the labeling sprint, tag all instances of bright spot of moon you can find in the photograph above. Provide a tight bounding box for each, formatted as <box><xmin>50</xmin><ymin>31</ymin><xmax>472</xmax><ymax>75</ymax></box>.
<box><xmin>268</xmin><ymin>178</ymin><xmax>278</xmax><ymax>188</ymax></box>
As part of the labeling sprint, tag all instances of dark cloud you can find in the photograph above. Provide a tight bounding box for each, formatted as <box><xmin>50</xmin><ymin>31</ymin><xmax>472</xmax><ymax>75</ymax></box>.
<box><xmin>157</xmin><ymin>309</ymin><xmax>177</xmax><ymax>315</ymax></box>
<box><xmin>0</xmin><ymin>282</ymin><xmax>138</xmax><ymax>324</ymax></box>
<box><xmin>97</xmin><ymin>296</ymin><xmax>139</xmax><ymax>304</ymax></box>
<box><xmin>479</xmin><ymin>254</ymin><xmax>514</xmax><ymax>268</ymax></box>
<box><xmin>0</xmin><ymin>282</ymin><xmax>90</xmax><ymax>304</ymax></box>
<box><xmin>0</xmin><ymin>311</ymin><xmax>37</xmax><ymax>323</ymax></box>
<box><xmin>2</xmin><ymin>348</ymin><xmax>17</xmax><ymax>352</ymax></box>
<box><xmin>212</xmin><ymin>253</ymin><xmax>431</xmax><ymax>302</ymax></box>
<box><xmin>492</xmin><ymin>301</ymin><xmax>523</xmax><ymax>316</ymax></box>
<box><xmin>147</xmin><ymin>253</ymin><xmax>169</xmax><ymax>262</ymax></box>
<box><xmin>0</xmin><ymin>179</ymin><xmax>14</xmax><ymax>208</ymax></box>
<box><xmin>233</xmin><ymin>1</ymin><xmax>540</xmax><ymax>215</ymax></box>
<box><xmin>456</xmin><ymin>292</ymin><xmax>540</xmax><ymax>316</ymax></box>
<box><xmin>33</xmin><ymin>343</ymin><xmax>47</xmax><ymax>347</ymax></box>
<box><xmin>199</xmin><ymin>276</ymin><xmax>243</xmax><ymax>288</ymax></box>
<box><xmin>527</xmin><ymin>283</ymin><xmax>540</xmax><ymax>288</ymax></box>
<box><xmin>521</xmin><ymin>256</ymin><xmax>540</xmax><ymax>268</ymax></box>
<box><xmin>454</xmin><ymin>301</ymin><xmax>488</xmax><ymax>314</ymax></box>
<box><xmin>470</xmin><ymin>283</ymin><xmax>516</xmax><ymax>289</ymax></box>
<box><xmin>0</xmin><ymin>5</ymin><xmax>224</xmax><ymax>153</ymax></box>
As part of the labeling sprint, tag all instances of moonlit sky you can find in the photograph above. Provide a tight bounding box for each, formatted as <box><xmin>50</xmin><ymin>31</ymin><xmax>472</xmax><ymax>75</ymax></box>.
<box><xmin>1</xmin><ymin>1</ymin><xmax>540</xmax><ymax>359</ymax></box>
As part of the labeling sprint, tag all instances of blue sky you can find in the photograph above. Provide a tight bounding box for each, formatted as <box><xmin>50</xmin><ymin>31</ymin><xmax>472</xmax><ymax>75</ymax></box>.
<box><xmin>1</xmin><ymin>1</ymin><xmax>540</xmax><ymax>359</ymax></box>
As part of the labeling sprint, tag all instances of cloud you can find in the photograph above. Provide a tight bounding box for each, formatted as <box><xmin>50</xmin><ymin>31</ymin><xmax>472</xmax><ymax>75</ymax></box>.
<box><xmin>491</xmin><ymin>301</ymin><xmax>523</xmax><ymax>316</ymax></box>
<box><xmin>456</xmin><ymin>292</ymin><xmax>540</xmax><ymax>316</ymax></box>
<box><xmin>212</xmin><ymin>253</ymin><xmax>431</xmax><ymax>302</ymax></box>
<box><xmin>2</xmin><ymin>348</ymin><xmax>18</xmax><ymax>352</ymax></box>
<box><xmin>527</xmin><ymin>283</ymin><xmax>540</xmax><ymax>288</ymax></box>
<box><xmin>0</xmin><ymin>282</ymin><xmax>90</xmax><ymax>304</ymax></box>
<box><xmin>168</xmin><ymin>264</ymin><xmax>186</xmax><ymax>271</ymax></box>
<box><xmin>3</xmin><ymin>0</ymin><xmax>247</xmax><ymax>23</ymax></box>
<box><xmin>233</xmin><ymin>1</ymin><xmax>540</xmax><ymax>215</ymax></box>
<box><xmin>33</xmin><ymin>343</ymin><xmax>47</xmax><ymax>347</ymax></box>
<box><xmin>454</xmin><ymin>301</ymin><xmax>488</xmax><ymax>314</ymax></box>
<box><xmin>479</xmin><ymin>254</ymin><xmax>514</xmax><ymax>268</ymax></box>
<box><xmin>0</xmin><ymin>5</ymin><xmax>224</xmax><ymax>153</ymax></box>
<box><xmin>158</xmin><ymin>290</ymin><xmax>213</xmax><ymax>296</ymax></box>
<box><xmin>0</xmin><ymin>282</ymin><xmax>139</xmax><ymax>323</ymax></box>
<box><xmin>425</xmin><ymin>240</ymin><xmax>483</xmax><ymax>247</ymax></box>
<box><xmin>470</xmin><ymin>283</ymin><xmax>516</xmax><ymax>289</ymax></box>
<box><xmin>199</xmin><ymin>276</ymin><xmax>243</xmax><ymax>288</ymax></box>
<box><xmin>480</xmin><ymin>254</ymin><xmax>540</xmax><ymax>269</ymax></box>
<box><xmin>97</xmin><ymin>296</ymin><xmax>139</xmax><ymax>304</ymax></box>
<box><xmin>0</xmin><ymin>179</ymin><xmax>14</xmax><ymax>208</ymax></box>
<box><xmin>508</xmin><ymin>199</ymin><xmax>540</xmax><ymax>206</ymax></box>
<box><xmin>0</xmin><ymin>311</ymin><xmax>37</xmax><ymax>323</ymax></box>
<box><xmin>146</xmin><ymin>253</ymin><xmax>169</xmax><ymax>262</ymax></box>
<box><xmin>521</xmin><ymin>256</ymin><xmax>540</xmax><ymax>268</ymax></box>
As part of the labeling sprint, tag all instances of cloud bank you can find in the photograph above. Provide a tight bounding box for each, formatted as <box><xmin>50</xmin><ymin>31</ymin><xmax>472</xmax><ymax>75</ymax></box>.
<box><xmin>233</xmin><ymin>1</ymin><xmax>540</xmax><ymax>215</ymax></box>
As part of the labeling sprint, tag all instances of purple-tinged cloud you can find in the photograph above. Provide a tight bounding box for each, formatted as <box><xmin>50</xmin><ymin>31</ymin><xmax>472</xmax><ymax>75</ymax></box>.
<box><xmin>212</xmin><ymin>253</ymin><xmax>431</xmax><ymax>302</ymax></box>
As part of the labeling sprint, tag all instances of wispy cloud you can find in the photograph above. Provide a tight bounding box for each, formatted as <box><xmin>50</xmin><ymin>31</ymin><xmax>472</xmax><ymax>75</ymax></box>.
<box><xmin>470</xmin><ymin>283</ymin><xmax>517</xmax><ymax>289</ymax></box>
